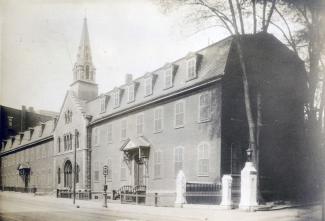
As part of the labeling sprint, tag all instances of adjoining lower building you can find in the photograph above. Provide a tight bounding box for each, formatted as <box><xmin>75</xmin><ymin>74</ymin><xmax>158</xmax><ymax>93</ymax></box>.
<box><xmin>0</xmin><ymin>19</ymin><xmax>309</xmax><ymax>204</ymax></box>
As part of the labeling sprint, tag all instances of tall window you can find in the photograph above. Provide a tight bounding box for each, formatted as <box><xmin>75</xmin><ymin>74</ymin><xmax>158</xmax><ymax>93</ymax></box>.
<box><xmin>57</xmin><ymin>167</ymin><xmax>61</xmax><ymax>184</ymax></box>
<box><xmin>154</xmin><ymin>107</ymin><xmax>163</xmax><ymax>133</ymax></box>
<box><xmin>154</xmin><ymin>151</ymin><xmax>162</xmax><ymax>178</ymax></box>
<box><xmin>85</xmin><ymin>65</ymin><xmax>89</xmax><ymax>79</ymax></box>
<box><xmin>198</xmin><ymin>93</ymin><xmax>211</xmax><ymax>122</ymax></box>
<box><xmin>8</xmin><ymin>116</ymin><xmax>13</xmax><ymax>127</ymax></box>
<box><xmin>57</xmin><ymin>137</ymin><xmax>61</xmax><ymax>153</ymax></box>
<box><xmin>107</xmin><ymin>158</ymin><xmax>112</xmax><ymax>180</ymax></box>
<box><xmin>94</xmin><ymin>162</ymin><xmax>99</xmax><ymax>182</ymax></box>
<box><xmin>120</xmin><ymin>157</ymin><xmax>127</xmax><ymax>181</ymax></box>
<box><xmin>136</xmin><ymin>114</ymin><xmax>144</xmax><ymax>136</ymax></box>
<box><xmin>107</xmin><ymin>124</ymin><xmax>113</xmax><ymax>143</ymax></box>
<box><xmin>100</xmin><ymin>96</ymin><xmax>106</xmax><ymax>113</ymax></box>
<box><xmin>198</xmin><ymin>142</ymin><xmax>209</xmax><ymax>176</ymax></box>
<box><xmin>175</xmin><ymin>101</ymin><xmax>185</xmax><ymax>128</ymax></box>
<box><xmin>93</xmin><ymin>128</ymin><xmax>99</xmax><ymax>146</ymax></box>
<box><xmin>144</xmin><ymin>77</ymin><xmax>153</xmax><ymax>96</ymax></box>
<box><xmin>113</xmin><ymin>90</ymin><xmax>120</xmax><ymax>108</ymax></box>
<box><xmin>76</xmin><ymin>164</ymin><xmax>80</xmax><ymax>183</ymax></box>
<box><xmin>175</xmin><ymin>146</ymin><xmax>184</xmax><ymax>176</ymax></box>
<box><xmin>187</xmin><ymin>58</ymin><xmax>197</xmax><ymax>80</ymax></box>
<box><xmin>121</xmin><ymin>119</ymin><xmax>127</xmax><ymax>140</ymax></box>
<box><xmin>127</xmin><ymin>84</ymin><xmax>135</xmax><ymax>103</ymax></box>
<box><xmin>164</xmin><ymin>68</ymin><xmax>173</xmax><ymax>89</ymax></box>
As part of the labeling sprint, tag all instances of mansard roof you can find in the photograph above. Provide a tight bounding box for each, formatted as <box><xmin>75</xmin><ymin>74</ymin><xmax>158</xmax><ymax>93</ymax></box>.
<box><xmin>0</xmin><ymin>119</ymin><xmax>55</xmax><ymax>155</ymax></box>
<box><xmin>86</xmin><ymin>36</ymin><xmax>233</xmax><ymax>122</ymax></box>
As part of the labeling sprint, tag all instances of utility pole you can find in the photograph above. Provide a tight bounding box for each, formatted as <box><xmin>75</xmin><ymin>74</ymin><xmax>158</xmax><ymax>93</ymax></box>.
<box><xmin>73</xmin><ymin>129</ymin><xmax>78</xmax><ymax>205</ymax></box>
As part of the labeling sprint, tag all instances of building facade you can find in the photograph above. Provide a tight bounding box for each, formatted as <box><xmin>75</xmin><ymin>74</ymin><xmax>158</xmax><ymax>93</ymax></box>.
<box><xmin>0</xmin><ymin>19</ymin><xmax>308</xmax><ymax>202</ymax></box>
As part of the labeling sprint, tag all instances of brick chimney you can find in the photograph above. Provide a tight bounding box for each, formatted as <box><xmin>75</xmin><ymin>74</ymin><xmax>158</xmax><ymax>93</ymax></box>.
<box><xmin>21</xmin><ymin>105</ymin><xmax>27</xmax><ymax>131</ymax></box>
<box><xmin>125</xmin><ymin>74</ymin><xmax>133</xmax><ymax>84</ymax></box>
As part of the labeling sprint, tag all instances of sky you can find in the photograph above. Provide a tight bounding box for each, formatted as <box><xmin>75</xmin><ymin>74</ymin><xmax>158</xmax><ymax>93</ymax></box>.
<box><xmin>0</xmin><ymin>0</ymin><xmax>228</xmax><ymax>112</ymax></box>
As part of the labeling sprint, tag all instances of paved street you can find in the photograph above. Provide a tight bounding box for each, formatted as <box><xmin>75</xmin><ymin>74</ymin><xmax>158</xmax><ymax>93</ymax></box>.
<box><xmin>0</xmin><ymin>192</ymin><xmax>322</xmax><ymax>221</ymax></box>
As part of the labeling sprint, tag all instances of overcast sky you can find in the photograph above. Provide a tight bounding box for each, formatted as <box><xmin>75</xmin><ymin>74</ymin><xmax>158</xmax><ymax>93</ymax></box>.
<box><xmin>0</xmin><ymin>0</ymin><xmax>230</xmax><ymax>112</ymax></box>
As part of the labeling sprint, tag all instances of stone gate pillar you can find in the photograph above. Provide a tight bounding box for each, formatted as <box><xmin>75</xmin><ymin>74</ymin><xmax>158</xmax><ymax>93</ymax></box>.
<box><xmin>220</xmin><ymin>174</ymin><xmax>233</xmax><ymax>209</ymax></box>
<box><xmin>174</xmin><ymin>170</ymin><xmax>186</xmax><ymax>207</ymax></box>
<box><xmin>239</xmin><ymin>162</ymin><xmax>258</xmax><ymax>211</ymax></box>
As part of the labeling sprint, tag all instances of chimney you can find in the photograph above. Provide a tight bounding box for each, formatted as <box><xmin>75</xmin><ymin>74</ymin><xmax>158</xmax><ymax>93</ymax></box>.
<box><xmin>53</xmin><ymin>117</ymin><xmax>58</xmax><ymax>131</ymax></box>
<box><xmin>21</xmin><ymin>105</ymin><xmax>27</xmax><ymax>131</ymax></box>
<box><xmin>125</xmin><ymin>74</ymin><xmax>133</xmax><ymax>84</ymax></box>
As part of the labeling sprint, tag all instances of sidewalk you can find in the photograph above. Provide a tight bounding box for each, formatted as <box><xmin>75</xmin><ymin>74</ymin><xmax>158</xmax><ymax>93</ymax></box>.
<box><xmin>0</xmin><ymin>191</ymin><xmax>321</xmax><ymax>221</ymax></box>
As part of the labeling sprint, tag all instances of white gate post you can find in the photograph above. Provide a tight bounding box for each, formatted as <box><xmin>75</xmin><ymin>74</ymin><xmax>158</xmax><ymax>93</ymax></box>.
<box><xmin>220</xmin><ymin>174</ymin><xmax>233</xmax><ymax>209</ymax></box>
<box><xmin>239</xmin><ymin>162</ymin><xmax>258</xmax><ymax>211</ymax></box>
<box><xmin>174</xmin><ymin>170</ymin><xmax>186</xmax><ymax>208</ymax></box>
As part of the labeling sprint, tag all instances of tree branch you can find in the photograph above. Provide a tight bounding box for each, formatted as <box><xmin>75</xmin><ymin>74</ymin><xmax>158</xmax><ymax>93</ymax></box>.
<box><xmin>235</xmin><ymin>0</ymin><xmax>245</xmax><ymax>34</ymax></box>
<box><xmin>264</xmin><ymin>0</ymin><xmax>276</xmax><ymax>32</ymax></box>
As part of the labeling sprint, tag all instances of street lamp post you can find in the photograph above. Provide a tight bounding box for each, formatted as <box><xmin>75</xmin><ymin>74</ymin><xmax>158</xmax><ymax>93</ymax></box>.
<box><xmin>73</xmin><ymin>129</ymin><xmax>79</xmax><ymax>205</ymax></box>
<box><xmin>103</xmin><ymin>165</ymin><xmax>108</xmax><ymax>208</ymax></box>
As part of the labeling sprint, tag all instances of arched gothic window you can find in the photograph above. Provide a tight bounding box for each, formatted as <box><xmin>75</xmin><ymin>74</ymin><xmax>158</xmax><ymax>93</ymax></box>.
<box><xmin>85</xmin><ymin>65</ymin><xmax>89</xmax><ymax>80</ymax></box>
<box><xmin>57</xmin><ymin>167</ymin><xmax>61</xmax><ymax>184</ymax></box>
<box><xmin>64</xmin><ymin>160</ymin><xmax>72</xmax><ymax>188</ymax></box>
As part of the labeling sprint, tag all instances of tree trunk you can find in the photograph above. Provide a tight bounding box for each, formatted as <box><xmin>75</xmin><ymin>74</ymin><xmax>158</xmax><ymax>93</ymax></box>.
<box><xmin>252</xmin><ymin>0</ymin><xmax>257</xmax><ymax>34</ymax></box>
<box><xmin>235</xmin><ymin>0</ymin><xmax>245</xmax><ymax>34</ymax></box>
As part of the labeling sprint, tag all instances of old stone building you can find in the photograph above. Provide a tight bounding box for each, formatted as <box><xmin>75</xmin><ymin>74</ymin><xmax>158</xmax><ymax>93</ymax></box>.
<box><xmin>0</xmin><ymin>18</ymin><xmax>308</xmax><ymax>203</ymax></box>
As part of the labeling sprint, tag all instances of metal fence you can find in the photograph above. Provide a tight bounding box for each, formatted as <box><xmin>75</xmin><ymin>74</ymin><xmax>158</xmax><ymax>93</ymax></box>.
<box><xmin>0</xmin><ymin>186</ymin><xmax>37</xmax><ymax>193</ymax></box>
<box><xmin>56</xmin><ymin>189</ymin><xmax>91</xmax><ymax>200</ymax></box>
<box><xmin>185</xmin><ymin>182</ymin><xmax>222</xmax><ymax>205</ymax></box>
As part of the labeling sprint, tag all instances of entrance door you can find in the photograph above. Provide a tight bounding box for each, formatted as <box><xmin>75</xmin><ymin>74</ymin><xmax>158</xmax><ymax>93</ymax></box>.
<box><xmin>134</xmin><ymin>154</ymin><xmax>144</xmax><ymax>186</ymax></box>
<box><xmin>64</xmin><ymin>160</ymin><xmax>72</xmax><ymax>188</ymax></box>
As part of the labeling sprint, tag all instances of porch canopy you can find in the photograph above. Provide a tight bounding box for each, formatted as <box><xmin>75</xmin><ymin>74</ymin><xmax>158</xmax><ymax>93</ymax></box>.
<box><xmin>120</xmin><ymin>136</ymin><xmax>150</xmax><ymax>160</ymax></box>
<box><xmin>17</xmin><ymin>163</ymin><xmax>31</xmax><ymax>176</ymax></box>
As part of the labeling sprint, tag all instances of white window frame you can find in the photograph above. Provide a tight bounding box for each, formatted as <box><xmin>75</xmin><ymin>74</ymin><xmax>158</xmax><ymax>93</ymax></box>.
<box><xmin>136</xmin><ymin>113</ymin><xmax>144</xmax><ymax>136</ymax></box>
<box><xmin>164</xmin><ymin>68</ymin><xmax>173</xmax><ymax>89</ymax></box>
<box><xmin>144</xmin><ymin>76</ymin><xmax>153</xmax><ymax>96</ymax></box>
<box><xmin>197</xmin><ymin>142</ymin><xmax>209</xmax><ymax>176</ymax></box>
<box><xmin>153</xmin><ymin>107</ymin><xmax>163</xmax><ymax>133</ymax></box>
<box><xmin>93</xmin><ymin>127</ymin><xmax>99</xmax><ymax>146</ymax></box>
<box><xmin>154</xmin><ymin>150</ymin><xmax>162</xmax><ymax>179</ymax></box>
<box><xmin>120</xmin><ymin>119</ymin><xmax>127</xmax><ymax>141</ymax></box>
<box><xmin>174</xmin><ymin>146</ymin><xmax>184</xmax><ymax>176</ymax></box>
<box><xmin>113</xmin><ymin>89</ymin><xmax>120</xmax><ymax>108</ymax></box>
<box><xmin>100</xmin><ymin>96</ymin><xmax>106</xmax><ymax>113</ymax></box>
<box><xmin>187</xmin><ymin>57</ymin><xmax>197</xmax><ymax>80</ymax></box>
<box><xmin>127</xmin><ymin>84</ymin><xmax>135</xmax><ymax>103</ymax></box>
<box><xmin>174</xmin><ymin>100</ymin><xmax>185</xmax><ymax>128</ymax></box>
<box><xmin>198</xmin><ymin>92</ymin><xmax>212</xmax><ymax>122</ymax></box>
<box><xmin>107</xmin><ymin>124</ymin><xmax>113</xmax><ymax>143</ymax></box>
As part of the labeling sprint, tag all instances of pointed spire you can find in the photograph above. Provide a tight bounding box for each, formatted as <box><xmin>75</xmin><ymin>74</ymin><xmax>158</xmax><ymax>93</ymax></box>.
<box><xmin>73</xmin><ymin>18</ymin><xmax>96</xmax><ymax>83</ymax></box>
<box><xmin>76</xmin><ymin>18</ymin><xmax>92</xmax><ymax>64</ymax></box>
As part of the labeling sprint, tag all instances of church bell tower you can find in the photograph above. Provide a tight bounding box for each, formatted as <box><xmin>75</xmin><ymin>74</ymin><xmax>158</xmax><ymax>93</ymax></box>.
<box><xmin>70</xmin><ymin>18</ymin><xmax>98</xmax><ymax>101</ymax></box>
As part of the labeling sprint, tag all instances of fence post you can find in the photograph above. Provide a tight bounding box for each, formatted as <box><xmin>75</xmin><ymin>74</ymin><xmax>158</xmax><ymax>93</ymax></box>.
<box><xmin>174</xmin><ymin>170</ymin><xmax>186</xmax><ymax>208</ymax></box>
<box><xmin>220</xmin><ymin>175</ymin><xmax>233</xmax><ymax>209</ymax></box>
<box><xmin>154</xmin><ymin>193</ymin><xmax>158</xmax><ymax>207</ymax></box>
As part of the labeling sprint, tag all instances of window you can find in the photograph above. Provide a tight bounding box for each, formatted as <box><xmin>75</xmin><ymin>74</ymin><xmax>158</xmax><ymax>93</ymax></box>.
<box><xmin>175</xmin><ymin>101</ymin><xmax>185</xmax><ymax>128</ymax></box>
<box><xmin>75</xmin><ymin>131</ymin><xmax>79</xmax><ymax>149</ymax></box>
<box><xmin>107</xmin><ymin>158</ymin><xmax>112</xmax><ymax>180</ymax></box>
<box><xmin>113</xmin><ymin>90</ymin><xmax>120</xmax><ymax>108</ymax></box>
<box><xmin>121</xmin><ymin>119</ymin><xmax>127</xmax><ymax>140</ymax></box>
<box><xmin>100</xmin><ymin>96</ymin><xmax>106</xmax><ymax>113</ymax></box>
<box><xmin>154</xmin><ymin>107</ymin><xmax>163</xmax><ymax>133</ymax></box>
<box><xmin>86</xmin><ymin>65</ymin><xmax>89</xmax><ymax>79</ymax></box>
<box><xmin>198</xmin><ymin>142</ymin><xmax>209</xmax><ymax>176</ymax></box>
<box><xmin>164</xmin><ymin>68</ymin><xmax>173</xmax><ymax>89</ymax></box>
<box><xmin>144</xmin><ymin>77</ymin><xmax>153</xmax><ymax>96</ymax></box>
<box><xmin>127</xmin><ymin>84</ymin><xmax>135</xmax><ymax>103</ymax></box>
<box><xmin>187</xmin><ymin>58</ymin><xmax>197</xmax><ymax>80</ymax></box>
<box><xmin>94</xmin><ymin>162</ymin><xmax>99</xmax><ymax>182</ymax></box>
<box><xmin>64</xmin><ymin>110</ymin><xmax>73</xmax><ymax>124</ymax></box>
<box><xmin>154</xmin><ymin>151</ymin><xmax>162</xmax><ymax>178</ymax></box>
<box><xmin>76</xmin><ymin>165</ymin><xmax>80</xmax><ymax>183</ymax></box>
<box><xmin>136</xmin><ymin>114</ymin><xmax>144</xmax><ymax>136</ymax></box>
<box><xmin>107</xmin><ymin>124</ymin><xmax>113</xmax><ymax>143</ymax></box>
<box><xmin>175</xmin><ymin>147</ymin><xmax>184</xmax><ymax>176</ymax></box>
<box><xmin>57</xmin><ymin>137</ymin><xmax>61</xmax><ymax>153</ymax></box>
<box><xmin>120</xmin><ymin>157</ymin><xmax>127</xmax><ymax>181</ymax></box>
<box><xmin>198</xmin><ymin>93</ymin><xmax>211</xmax><ymax>122</ymax></box>
<box><xmin>93</xmin><ymin>128</ymin><xmax>99</xmax><ymax>146</ymax></box>
<box><xmin>8</xmin><ymin>116</ymin><xmax>13</xmax><ymax>127</ymax></box>
<box><xmin>57</xmin><ymin>167</ymin><xmax>61</xmax><ymax>184</ymax></box>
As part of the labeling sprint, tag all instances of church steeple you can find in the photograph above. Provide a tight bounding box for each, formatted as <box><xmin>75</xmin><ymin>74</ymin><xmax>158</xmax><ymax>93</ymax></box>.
<box><xmin>73</xmin><ymin>18</ymin><xmax>96</xmax><ymax>83</ymax></box>
<box><xmin>70</xmin><ymin>18</ymin><xmax>98</xmax><ymax>101</ymax></box>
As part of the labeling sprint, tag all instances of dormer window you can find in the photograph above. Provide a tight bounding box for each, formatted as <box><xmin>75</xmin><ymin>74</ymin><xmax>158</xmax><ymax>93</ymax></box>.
<box><xmin>144</xmin><ymin>76</ymin><xmax>153</xmax><ymax>97</ymax></box>
<box><xmin>29</xmin><ymin>128</ymin><xmax>34</xmax><ymax>140</ymax></box>
<box><xmin>127</xmin><ymin>84</ymin><xmax>135</xmax><ymax>103</ymax></box>
<box><xmin>19</xmin><ymin>133</ymin><xmax>24</xmax><ymax>144</ymax></box>
<box><xmin>39</xmin><ymin>123</ymin><xmax>46</xmax><ymax>137</ymax></box>
<box><xmin>100</xmin><ymin>96</ymin><xmax>106</xmax><ymax>113</ymax></box>
<box><xmin>187</xmin><ymin>56</ymin><xmax>198</xmax><ymax>80</ymax></box>
<box><xmin>8</xmin><ymin>116</ymin><xmax>13</xmax><ymax>127</ymax></box>
<box><xmin>164</xmin><ymin>64</ymin><xmax>177</xmax><ymax>89</ymax></box>
<box><xmin>113</xmin><ymin>89</ymin><xmax>120</xmax><ymax>108</ymax></box>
